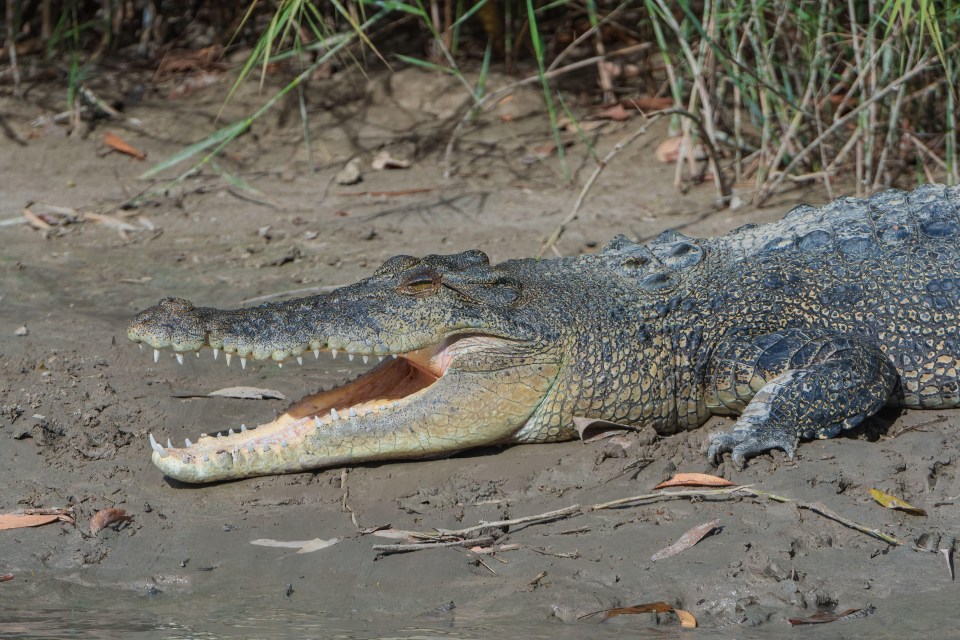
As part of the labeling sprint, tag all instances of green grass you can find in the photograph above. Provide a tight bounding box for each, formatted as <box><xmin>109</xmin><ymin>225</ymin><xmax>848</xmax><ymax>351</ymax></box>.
<box><xmin>7</xmin><ymin>0</ymin><xmax>959</xmax><ymax>199</ymax></box>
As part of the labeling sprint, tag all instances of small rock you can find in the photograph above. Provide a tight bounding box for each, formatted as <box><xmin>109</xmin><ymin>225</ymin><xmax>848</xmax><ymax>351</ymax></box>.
<box><xmin>335</xmin><ymin>158</ymin><xmax>363</xmax><ymax>185</ymax></box>
<box><xmin>14</xmin><ymin>325</ymin><xmax>28</xmax><ymax>336</ymax></box>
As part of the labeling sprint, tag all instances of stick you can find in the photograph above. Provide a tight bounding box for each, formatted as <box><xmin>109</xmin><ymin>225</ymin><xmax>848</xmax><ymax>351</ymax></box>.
<box><xmin>589</xmin><ymin>485</ymin><xmax>750</xmax><ymax>510</ymax></box>
<box><xmin>435</xmin><ymin>504</ymin><xmax>582</xmax><ymax>537</ymax></box>
<box><xmin>537</xmin><ymin>115</ymin><xmax>664</xmax><ymax>257</ymax></box>
<box><xmin>373</xmin><ymin>535</ymin><xmax>495</xmax><ymax>555</ymax></box>
<box><xmin>740</xmin><ymin>488</ymin><xmax>923</xmax><ymax>550</ymax></box>
<box><xmin>442</xmin><ymin>43</ymin><xmax>653</xmax><ymax>177</ymax></box>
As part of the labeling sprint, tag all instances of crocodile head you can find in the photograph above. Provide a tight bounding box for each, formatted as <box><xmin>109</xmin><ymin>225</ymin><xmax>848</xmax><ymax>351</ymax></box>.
<box><xmin>128</xmin><ymin>249</ymin><xmax>574</xmax><ymax>483</ymax></box>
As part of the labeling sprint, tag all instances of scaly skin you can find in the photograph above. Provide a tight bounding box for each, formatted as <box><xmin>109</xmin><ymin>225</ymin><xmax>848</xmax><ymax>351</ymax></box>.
<box><xmin>129</xmin><ymin>184</ymin><xmax>960</xmax><ymax>483</ymax></box>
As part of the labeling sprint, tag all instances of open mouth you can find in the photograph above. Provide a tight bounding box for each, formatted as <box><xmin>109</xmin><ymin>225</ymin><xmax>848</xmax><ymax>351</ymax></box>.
<box><xmin>144</xmin><ymin>338</ymin><xmax>461</xmax><ymax>462</ymax></box>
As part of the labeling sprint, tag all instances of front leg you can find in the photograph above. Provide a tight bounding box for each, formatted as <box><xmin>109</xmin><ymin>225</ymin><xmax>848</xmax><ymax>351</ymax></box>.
<box><xmin>705</xmin><ymin>329</ymin><xmax>898</xmax><ymax>468</ymax></box>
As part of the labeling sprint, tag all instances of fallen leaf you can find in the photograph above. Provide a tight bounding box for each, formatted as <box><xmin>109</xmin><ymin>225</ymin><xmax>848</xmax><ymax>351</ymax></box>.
<box><xmin>651</xmin><ymin>519</ymin><xmax>720</xmax><ymax>562</ymax></box>
<box><xmin>673</xmin><ymin>608</ymin><xmax>697</xmax><ymax>628</ymax></box>
<box><xmin>655</xmin><ymin>473</ymin><xmax>735</xmax><ymax>489</ymax></box>
<box><xmin>573</xmin><ymin>417</ymin><xmax>641</xmax><ymax>442</ymax></box>
<box><xmin>868</xmin><ymin>489</ymin><xmax>927</xmax><ymax>516</ymax></box>
<box><xmin>369</xmin><ymin>529</ymin><xmax>418</xmax><ymax>540</ymax></box>
<box><xmin>90</xmin><ymin>508</ymin><xmax>133</xmax><ymax>535</ymax></box>
<box><xmin>0</xmin><ymin>514</ymin><xmax>60</xmax><ymax>530</ymax></box>
<box><xmin>590</xmin><ymin>104</ymin><xmax>631</xmax><ymax>121</ymax></box>
<box><xmin>623</xmin><ymin>96</ymin><xmax>675</xmax><ymax>111</ymax></box>
<box><xmin>580</xmin><ymin>601</ymin><xmax>672</xmax><ymax>620</ymax></box>
<box><xmin>371</xmin><ymin>149</ymin><xmax>411</xmax><ymax>170</ymax></box>
<box><xmin>83</xmin><ymin>212</ymin><xmax>140</xmax><ymax>232</ymax></box>
<box><xmin>655</xmin><ymin>136</ymin><xmax>708</xmax><ymax>163</ymax></box>
<box><xmin>0</xmin><ymin>574</ymin><xmax>13</xmax><ymax>582</ymax></box>
<box><xmin>207</xmin><ymin>387</ymin><xmax>287</xmax><ymax>401</ymax></box>
<box><xmin>0</xmin><ymin>508</ymin><xmax>74</xmax><ymax>531</ymax></box>
<box><xmin>104</xmin><ymin>131</ymin><xmax>146</xmax><ymax>160</ymax></box>
<box><xmin>250</xmin><ymin>537</ymin><xmax>341</xmax><ymax>554</ymax></box>
<box><xmin>788</xmin><ymin>606</ymin><xmax>874</xmax><ymax>625</ymax></box>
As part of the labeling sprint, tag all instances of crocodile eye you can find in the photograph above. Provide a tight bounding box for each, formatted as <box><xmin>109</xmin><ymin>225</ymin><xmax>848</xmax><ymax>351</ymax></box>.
<box><xmin>400</xmin><ymin>275</ymin><xmax>439</xmax><ymax>296</ymax></box>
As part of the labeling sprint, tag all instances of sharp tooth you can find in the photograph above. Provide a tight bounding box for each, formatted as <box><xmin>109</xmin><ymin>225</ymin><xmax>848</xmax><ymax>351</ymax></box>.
<box><xmin>278</xmin><ymin>362</ymin><xmax>282</xmax><ymax>368</ymax></box>
<box><xmin>314</xmin><ymin>417</ymin><xmax>322</xmax><ymax>428</ymax></box>
<box><xmin>153</xmin><ymin>349</ymin><xmax>160</xmax><ymax>363</ymax></box>
<box><xmin>362</xmin><ymin>355</ymin><xmax>369</xmax><ymax>364</ymax></box>
<box><xmin>213</xmin><ymin>348</ymin><xmax>219</xmax><ymax>360</ymax></box>
<box><xmin>330</xmin><ymin>408</ymin><xmax>340</xmax><ymax>420</ymax></box>
<box><xmin>149</xmin><ymin>433</ymin><xmax>167</xmax><ymax>457</ymax></box>
<box><xmin>240</xmin><ymin>357</ymin><xmax>247</xmax><ymax>370</ymax></box>
<box><xmin>225</xmin><ymin>353</ymin><xmax>232</xmax><ymax>366</ymax></box>
<box><xmin>348</xmin><ymin>353</ymin><xmax>354</xmax><ymax>362</ymax></box>
<box><xmin>240</xmin><ymin>424</ymin><xmax>248</xmax><ymax>432</ymax></box>
<box><xmin>176</xmin><ymin>353</ymin><xmax>184</xmax><ymax>365</ymax></box>
<box><xmin>313</xmin><ymin>349</ymin><xmax>320</xmax><ymax>359</ymax></box>
<box><xmin>297</xmin><ymin>356</ymin><xmax>303</xmax><ymax>365</ymax></box>
<box><xmin>139</xmin><ymin>344</ymin><xmax>144</xmax><ymax>350</ymax></box>
<box><xmin>185</xmin><ymin>438</ymin><xmax>193</xmax><ymax>447</ymax></box>
<box><xmin>348</xmin><ymin>408</ymin><xmax>357</xmax><ymax>418</ymax></box>
<box><xmin>392</xmin><ymin>354</ymin><xmax>398</xmax><ymax>359</ymax></box>
<box><xmin>228</xmin><ymin>428</ymin><xmax>235</xmax><ymax>435</ymax></box>
<box><xmin>196</xmin><ymin>351</ymin><xmax>200</xmax><ymax>358</ymax></box>
<box><xmin>331</xmin><ymin>349</ymin><xmax>338</xmax><ymax>359</ymax></box>
<box><xmin>378</xmin><ymin>355</ymin><xmax>384</xmax><ymax>362</ymax></box>
<box><xmin>215</xmin><ymin>432</ymin><xmax>222</xmax><ymax>438</ymax></box>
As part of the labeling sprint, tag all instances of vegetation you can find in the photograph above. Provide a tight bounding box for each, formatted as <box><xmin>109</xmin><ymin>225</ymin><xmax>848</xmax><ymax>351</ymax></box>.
<box><xmin>2</xmin><ymin>0</ymin><xmax>958</xmax><ymax>203</ymax></box>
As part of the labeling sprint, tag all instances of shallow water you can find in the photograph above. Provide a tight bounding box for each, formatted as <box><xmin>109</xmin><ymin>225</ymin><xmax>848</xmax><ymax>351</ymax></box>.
<box><xmin>4</xmin><ymin>575</ymin><xmax>953</xmax><ymax>640</ymax></box>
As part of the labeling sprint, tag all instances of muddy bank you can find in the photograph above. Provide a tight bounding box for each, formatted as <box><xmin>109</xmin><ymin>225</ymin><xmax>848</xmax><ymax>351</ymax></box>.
<box><xmin>1</xmin><ymin>67</ymin><xmax>957</xmax><ymax>637</ymax></box>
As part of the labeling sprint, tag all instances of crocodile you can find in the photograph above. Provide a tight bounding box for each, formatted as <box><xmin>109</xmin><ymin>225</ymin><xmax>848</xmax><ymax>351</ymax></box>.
<box><xmin>128</xmin><ymin>184</ymin><xmax>960</xmax><ymax>483</ymax></box>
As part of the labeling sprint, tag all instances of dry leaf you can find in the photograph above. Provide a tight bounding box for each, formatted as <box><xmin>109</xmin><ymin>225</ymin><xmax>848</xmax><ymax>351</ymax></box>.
<box><xmin>573</xmin><ymin>417</ymin><xmax>640</xmax><ymax>442</ymax></box>
<box><xmin>104</xmin><ymin>131</ymin><xmax>146</xmax><ymax>160</ymax></box>
<box><xmin>623</xmin><ymin>96</ymin><xmax>675</xmax><ymax>111</ymax></box>
<box><xmin>655</xmin><ymin>473</ymin><xmax>735</xmax><ymax>490</ymax></box>
<box><xmin>581</xmin><ymin>601</ymin><xmax>672</xmax><ymax>620</ymax></box>
<box><xmin>250</xmin><ymin>537</ymin><xmax>340</xmax><ymax>554</ymax></box>
<box><xmin>83</xmin><ymin>212</ymin><xmax>140</xmax><ymax>232</ymax></box>
<box><xmin>90</xmin><ymin>508</ymin><xmax>133</xmax><ymax>535</ymax></box>
<box><xmin>673</xmin><ymin>608</ymin><xmax>697</xmax><ymax>628</ymax></box>
<box><xmin>788</xmin><ymin>606</ymin><xmax>874</xmax><ymax>625</ymax></box>
<box><xmin>651</xmin><ymin>519</ymin><xmax>720</xmax><ymax>562</ymax></box>
<box><xmin>371</xmin><ymin>150</ymin><xmax>411</xmax><ymax>170</ymax></box>
<box><xmin>590</xmin><ymin>104</ymin><xmax>631</xmax><ymax>121</ymax></box>
<box><xmin>0</xmin><ymin>513</ymin><xmax>61</xmax><ymax>531</ymax></box>
<box><xmin>0</xmin><ymin>573</ymin><xmax>13</xmax><ymax>582</ymax></box>
<box><xmin>208</xmin><ymin>387</ymin><xmax>287</xmax><ymax>401</ymax></box>
<box><xmin>655</xmin><ymin>136</ymin><xmax>708</xmax><ymax>163</ymax></box>
<box><xmin>868</xmin><ymin>489</ymin><xmax>927</xmax><ymax>516</ymax></box>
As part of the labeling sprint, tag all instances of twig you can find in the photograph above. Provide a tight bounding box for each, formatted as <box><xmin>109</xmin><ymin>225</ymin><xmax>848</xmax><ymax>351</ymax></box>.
<box><xmin>435</xmin><ymin>504</ymin><xmax>582</xmax><ymax>537</ymax></box>
<box><xmin>589</xmin><ymin>485</ymin><xmax>750</xmax><ymax>510</ymax></box>
<box><xmin>890</xmin><ymin>415</ymin><xmax>947</xmax><ymax>439</ymax></box>
<box><xmin>373</xmin><ymin>535</ymin><xmax>495</xmax><ymax>556</ymax></box>
<box><xmin>758</xmin><ymin>53</ymin><xmax>938</xmax><ymax>203</ymax></box>
<box><xmin>442</xmin><ymin>43</ymin><xmax>653</xmax><ymax>177</ymax></box>
<box><xmin>740</xmin><ymin>488</ymin><xmax>925</xmax><ymax>550</ymax></box>
<box><xmin>537</xmin><ymin>115</ymin><xmax>664</xmax><ymax>257</ymax></box>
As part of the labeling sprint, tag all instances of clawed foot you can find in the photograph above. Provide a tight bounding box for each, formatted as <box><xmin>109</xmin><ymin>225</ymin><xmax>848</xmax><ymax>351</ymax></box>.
<box><xmin>707</xmin><ymin>427</ymin><xmax>797</xmax><ymax>469</ymax></box>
